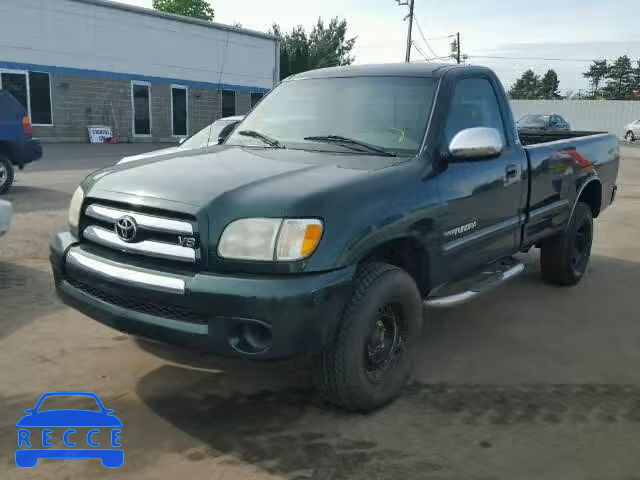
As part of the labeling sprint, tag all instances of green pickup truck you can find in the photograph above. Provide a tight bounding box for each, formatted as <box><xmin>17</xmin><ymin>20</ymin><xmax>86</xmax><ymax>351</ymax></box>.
<box><xmin>51</xmin><ymin>63</ymin><xmax>619</xmax><ymax>411</ymax></box>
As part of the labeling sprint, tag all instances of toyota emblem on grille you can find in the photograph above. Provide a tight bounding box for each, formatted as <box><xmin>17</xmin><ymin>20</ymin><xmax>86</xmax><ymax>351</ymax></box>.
<box><xmin>115</xmin><ymin>216</ymin><xmax>138</xmax><ymax>242</ymax></box>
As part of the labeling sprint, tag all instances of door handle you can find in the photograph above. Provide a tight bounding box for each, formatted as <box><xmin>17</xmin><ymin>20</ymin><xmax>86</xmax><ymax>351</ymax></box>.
<box><xmin>505</xmin><ymin>164</ymin><xmax>519</xmax><ymax>184</ymax></box>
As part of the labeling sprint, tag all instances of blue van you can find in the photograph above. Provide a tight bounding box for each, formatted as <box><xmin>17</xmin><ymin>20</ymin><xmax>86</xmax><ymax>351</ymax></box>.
<box><xmin>0</xmin><ymin>90</ymin><xmax>42</xmax><ymax>194</ymax></box>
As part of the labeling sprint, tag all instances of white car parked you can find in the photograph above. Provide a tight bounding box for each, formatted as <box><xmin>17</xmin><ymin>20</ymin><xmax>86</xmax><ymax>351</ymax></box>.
<box><xmin>0</xmin><ymin>200</ymin><xmax>12</xmax><ymax>237</ymax></box>
<box><xmin>623</xmin><ymin>120</ymin><xmax>640</xmax><ymax>143</ymax></box>
<box><xmin>118</xmin><ymin>116</ymin><xmax>244</xmax><ymax>164</ymax></box>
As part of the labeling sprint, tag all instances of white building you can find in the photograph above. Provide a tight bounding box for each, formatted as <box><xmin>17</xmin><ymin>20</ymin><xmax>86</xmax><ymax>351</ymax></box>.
<box><xmin>0</xmin><ymin>0</ymin><xmax>279</xmax><ymax>142</ymax></box>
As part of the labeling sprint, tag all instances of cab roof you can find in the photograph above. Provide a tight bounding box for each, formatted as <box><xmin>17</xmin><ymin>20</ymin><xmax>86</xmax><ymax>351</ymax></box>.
<box><xmin>287</xmin><ymin>63</ymin><xmax>493</xmax><ymax>80</ymax></box>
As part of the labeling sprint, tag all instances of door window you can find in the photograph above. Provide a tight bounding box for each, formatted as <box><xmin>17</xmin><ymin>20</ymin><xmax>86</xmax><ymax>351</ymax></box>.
<box><xmin>222</xmin><ymin>90</ymin><xmax>235</xmax><ymax>117</ymax></box>
<box><xmin>445</xmin><ymin>78</ymin><xmax>506</xmax><ymax>144</ymax></box>
<box><xmin>1</xmin><ymin>72</ymin><xmax>28</xmax><ymax>112</ymax></box>
<box><xmin>132</xmin><ymin>82</ymin><xmax>151</xmax><ymax>136</ymax></box>
<box><xmin>251</xmin><ymin>92</ymin><xmax>264</xmax><ymax>108</ymax></box>
<box><xmin>29</xmin><ymin>72</ymin><xmax>52</xmax><ymax>125</ymax></box>
<box><xmin>0</xmin><ymin>71</ymin><xmax>53</xmax><ymax>125</ymax></box>
<box><xmin>171</xmin><ymin>86</ymin><xmax>187</xmax><ymax>136</ymax></box>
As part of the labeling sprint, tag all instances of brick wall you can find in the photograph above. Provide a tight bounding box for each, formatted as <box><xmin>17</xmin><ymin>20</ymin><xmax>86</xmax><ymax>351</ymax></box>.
<box><xmin>33</xmin><ymin>73</ymin><xmax>133</xmax><ymax>142</ymax></box>
<box><xmin>235</xmin><ymin>92</ymin><xmax>252</xmax><ymax>116</ymax></box>
<box><xmin>32</xmin><ymin>73</ymin><xmax>250</xmax><ymax>143</ymax></box>
<box><xmin>189</xmin><ymin>87</ymin><xmax>222</xmax><ymax>136</ymax></box>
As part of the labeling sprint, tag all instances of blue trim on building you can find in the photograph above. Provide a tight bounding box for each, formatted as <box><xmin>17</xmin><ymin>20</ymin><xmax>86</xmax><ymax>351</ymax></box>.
<box><xmin>0</xmin><ymin>60</ymin><xmax>271</xmax><ymax>93</ymax></box>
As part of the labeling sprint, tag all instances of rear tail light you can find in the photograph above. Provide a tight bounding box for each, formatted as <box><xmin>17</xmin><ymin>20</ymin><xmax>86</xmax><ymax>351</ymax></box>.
<box><xmin>22</xmin><ymin>116</ymin><xmax>32</xmax><ymax>136</ymax></box>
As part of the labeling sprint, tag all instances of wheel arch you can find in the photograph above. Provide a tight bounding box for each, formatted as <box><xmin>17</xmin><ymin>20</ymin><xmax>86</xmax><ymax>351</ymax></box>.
<box><xmin>356</xmin><ymin>236</ymin><xmax>431</xmax><ymax>296</ymax></box>
<box><xmin>576</xmin><ymin>177</ymin><xmax>603</xmax><ymax>219</ymax></box>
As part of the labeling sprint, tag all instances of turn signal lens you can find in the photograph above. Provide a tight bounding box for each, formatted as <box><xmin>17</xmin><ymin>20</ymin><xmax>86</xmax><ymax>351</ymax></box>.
<box><xmin>276</xmin><ymin>219</ymin><xmax>323</xmax><ymax>261</ymax></box>
<box><xmin>302</xmin><ymin>223</ymin><xmax>323</xmax><ymax>257</ymax></box>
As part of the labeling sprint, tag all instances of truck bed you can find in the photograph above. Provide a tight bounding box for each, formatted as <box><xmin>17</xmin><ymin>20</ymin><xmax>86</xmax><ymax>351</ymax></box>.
<box><xmin>520</xmin><ymin>131</ymin><xmax>619</xmax><ymax>248</ymax></box>
<box><xmin>518</xmin><ymin>129</ymin><xmax>607</xmax><ymax>146</ymax></box>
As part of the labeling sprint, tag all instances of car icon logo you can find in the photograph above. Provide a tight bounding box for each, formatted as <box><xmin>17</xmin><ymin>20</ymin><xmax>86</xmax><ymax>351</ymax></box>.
<box><xmin>115</xmin><ymin>216</ymin><xmax>137</xmax><ymax>242</ymax></box>
<box><xmin>15</xmin><ymin>391</ymin><xmax>123</xmax><ymax>468</ymax></box>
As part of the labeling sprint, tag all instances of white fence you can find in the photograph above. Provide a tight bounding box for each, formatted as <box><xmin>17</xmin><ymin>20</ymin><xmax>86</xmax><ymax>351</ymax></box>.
<box><xmin>509</xmin><ymin>100</ymin><xmax>640</xmax><ymax>139</ymax></box>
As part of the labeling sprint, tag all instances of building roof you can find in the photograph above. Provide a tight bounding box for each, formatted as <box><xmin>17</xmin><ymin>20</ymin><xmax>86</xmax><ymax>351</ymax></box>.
<box><xmin>69</xmin><ymin>0</ymin><xmax>277</xmax><ymax>41</ymax></box>
<box><xmin>288</xmin><ymin>62</ymin><xmax>491</xmax><ymax>80</ymax></box>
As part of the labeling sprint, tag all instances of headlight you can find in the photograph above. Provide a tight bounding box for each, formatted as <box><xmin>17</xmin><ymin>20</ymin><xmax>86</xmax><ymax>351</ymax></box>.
<box><xmin>68</xmin><ymin>186</ymin><xmax>85</xmax><ymax>232</ymax></box>
<box><xmin>218</xmin><ymin>218</ymin><xmax>323</xmax><ymax>261</ymax></box>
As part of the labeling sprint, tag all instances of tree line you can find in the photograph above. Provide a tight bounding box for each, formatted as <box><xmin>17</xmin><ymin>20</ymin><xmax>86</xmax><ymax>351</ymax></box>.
<box><xmin>510</xmin><ymin>56</ymin><xmax>640</xmax><ymax>100</ymax></box>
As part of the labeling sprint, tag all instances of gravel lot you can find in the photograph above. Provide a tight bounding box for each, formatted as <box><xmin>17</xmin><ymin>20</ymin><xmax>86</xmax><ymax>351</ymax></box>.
<box><xmin>1</xmin><ymin>144</ymin><xmax>639</xmax><ymax>479</ymax></box>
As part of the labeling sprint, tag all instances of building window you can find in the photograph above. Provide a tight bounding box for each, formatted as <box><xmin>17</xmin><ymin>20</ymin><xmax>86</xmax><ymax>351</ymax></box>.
<box><xmin>132</xmin><ymin>81</ymin><xmax>151</xmax><ymax>136</ymax></box>
<box><xmin>0</xmin><ymin>70</ymin><xmax>52</xmax><ymax>125</ymax></box>
<box><xmin>29</xmin><ymin>72</ymin><xmax>52</xmax><ymax>125</ymax></box>
<box><xmin>171</xmin><ymin>85</ymin><xmax>188</xmax><ymax>137</ymax></box>
<box><xmin>251</xmin><ymin>92</ymin><xmax>264</xmax><ymax>108</ymax></box>
<box><xmin>222</xmin><ymin>90</ymin><xmax>235</xmax><ymax>117</ymax></box>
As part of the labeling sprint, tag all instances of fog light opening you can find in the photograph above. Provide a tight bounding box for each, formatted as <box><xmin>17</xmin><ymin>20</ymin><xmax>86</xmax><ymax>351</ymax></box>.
<box><xmin>230</xmin><ymin>320</ymin><xmax>273</xmax><ymax>355</ymax></box>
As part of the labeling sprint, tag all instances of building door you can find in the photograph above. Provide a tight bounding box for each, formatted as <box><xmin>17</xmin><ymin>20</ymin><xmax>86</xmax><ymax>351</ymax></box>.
<box><xmin>0</xmin><ymin>71</ymin><xmax>28</xmax><ymax>111</ymax></box>
<box><xmin>171</xmin><ymin>86</ymin><xmax>187</xmax><ymax>137</ymax></box>
<box><xmin>132</xmin><ymin>81</ymin><xmax>151</xmax><ymax>136</ymax></box>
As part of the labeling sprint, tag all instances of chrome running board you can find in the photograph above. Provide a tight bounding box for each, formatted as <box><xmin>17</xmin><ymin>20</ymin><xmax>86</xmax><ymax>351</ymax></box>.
<box><xmin>425</xmin><ymin>258</ymin><xmax>525</xmax><ymax>307</ymax></box>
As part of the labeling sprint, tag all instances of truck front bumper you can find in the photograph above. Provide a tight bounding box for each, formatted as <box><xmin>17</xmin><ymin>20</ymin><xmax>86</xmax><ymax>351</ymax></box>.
<box><xmin>50</xmin><ymin>233</ymin><xmax>355</xmax><ymax>360</ymax></box>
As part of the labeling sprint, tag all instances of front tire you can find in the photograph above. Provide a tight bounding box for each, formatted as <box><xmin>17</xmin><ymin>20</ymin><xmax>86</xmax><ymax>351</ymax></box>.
<box><xmin>540</xmin><ymin>202</ymin><xmax>593</xmax><ymax>286</ymax></box>
<box><xmin>0</xmin><ymin>154</ymin><xmax>15</xmax><ymax>194</ymax></box>
<box><xmin>625</xmin><ymin>131</ymin><xmax>635</xmax><ymax>143</ymax></box>
<box><xmin>317</xmin><ymin>262</ymin><xmax>423</xmax><ymax>412</ymax></box>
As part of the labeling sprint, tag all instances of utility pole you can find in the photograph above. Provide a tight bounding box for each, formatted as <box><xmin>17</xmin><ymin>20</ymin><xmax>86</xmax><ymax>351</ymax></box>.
<box><xmin>456</xmin><ymin>32</ymin><xmax>461</xmax><ymax>64</ymax></box>
<box><xmin>396</xmin><ymin>0</ymin><xmax>415</xmax><ymax>63</ymax></box>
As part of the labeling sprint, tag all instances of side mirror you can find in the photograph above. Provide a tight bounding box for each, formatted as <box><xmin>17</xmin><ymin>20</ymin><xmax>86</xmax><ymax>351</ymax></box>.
<box><xmin>178</xmin><ymin>138</ymin><xmax>186</xmax><ymax>145</ymax></box>
<box><xmin>218</xmin><ymin>121</ymin><xmax>240</xmax><ymax>145</ymax></box>
<box><xmin>448</xmin><ymin>127</ymin><xmax>503</xmax><ymax>160</ymax></box>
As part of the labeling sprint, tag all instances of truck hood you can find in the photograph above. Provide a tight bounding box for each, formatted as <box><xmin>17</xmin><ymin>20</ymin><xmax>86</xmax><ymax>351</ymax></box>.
<box><xmin>118</xmin><ymin>145</ymin><xmax>184</xmax><ymax>164</ymax></box>
<box><xmin>87</xmin><ymin>145</ymin><xmax>402</xmax><ymax>207</ymax></box>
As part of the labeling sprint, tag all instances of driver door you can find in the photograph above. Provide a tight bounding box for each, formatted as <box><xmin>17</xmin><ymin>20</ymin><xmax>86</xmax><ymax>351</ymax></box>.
<box><xmin>436</xmin><ymin>76</ymin><xmax>525</xmax><ymax>280</ymax></box>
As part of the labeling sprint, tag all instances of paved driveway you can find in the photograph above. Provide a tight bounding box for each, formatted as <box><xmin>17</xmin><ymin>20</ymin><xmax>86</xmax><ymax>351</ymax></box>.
<box><xmin>1</xmin><ymin>144</ymin><xmax>639</xmax><ymax>479</ymax></box>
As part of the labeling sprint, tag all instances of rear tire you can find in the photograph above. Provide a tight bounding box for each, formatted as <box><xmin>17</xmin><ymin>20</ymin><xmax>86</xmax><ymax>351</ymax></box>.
<box><xmin>317</xmin><ymin>262</ymin><xmax>423</xmax><ymax>412</ymax></box>
<box><xmin>0</xmin><ymin>154</ymin><xmax>15</xmax><ymax>194</ymax></box>
<box><xmin>540</xmin><ymin>202</ymin><xmax>593</xmax><ymax>286</ymax></box>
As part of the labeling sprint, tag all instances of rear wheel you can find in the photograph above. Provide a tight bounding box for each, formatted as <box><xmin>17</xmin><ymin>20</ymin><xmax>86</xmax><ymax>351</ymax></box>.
<box><xmin>540</xmin><ymin>202</ymin><xmax>593</xmax><ymax>286</ymax></box>
<box><xmin>317</xmin><ymin>262</ymin><xmax>423</xmax><ymax>412</ymax></box>
<box><xmin>0</xmin><ymin>154</ymin><xmax>15</xmax><ymax>194</ymax></box>
<box><xmin>625</xmin><ymin>131</ymin><xmax>635</xmax><ymax>143</ymax></box>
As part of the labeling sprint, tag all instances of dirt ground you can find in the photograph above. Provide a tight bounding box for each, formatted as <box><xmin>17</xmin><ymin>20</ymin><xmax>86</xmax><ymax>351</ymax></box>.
<box><xmin>1</xmin><ymin>143</ymin><xmax>639</xmax><ymax>480</ymax></box>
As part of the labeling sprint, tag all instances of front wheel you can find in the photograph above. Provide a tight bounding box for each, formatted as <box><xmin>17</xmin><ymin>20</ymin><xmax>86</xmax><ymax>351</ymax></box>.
<box><xmin>540</xmin><ymin>202</ymin><xmax>593</xmax><ymax>286</ymax></box>
<box><xmin>0</xmin><ymin>154</ymin><xmax>15</xmax><ymax>194</ymax></box>
<box><xmin>625</xmin><ymin>131</ymin><xmax>635</xmax><ymax>143</ymax></box>
<box><xmin>317</xmin><ymin>263</ymin><xmax>423</xmax><ymax>412</ymax></box>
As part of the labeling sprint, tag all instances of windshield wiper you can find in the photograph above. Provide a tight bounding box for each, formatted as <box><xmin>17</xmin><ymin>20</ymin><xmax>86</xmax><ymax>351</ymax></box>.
<box><xmin>238</xmin><ymin>130</ymin><xmax>284</xmax><ymax>148</ymax></box>
<box><xmin>303</xmin><ymin>135</ymin><xmax>396</xmax><ymax>157</ymax></box>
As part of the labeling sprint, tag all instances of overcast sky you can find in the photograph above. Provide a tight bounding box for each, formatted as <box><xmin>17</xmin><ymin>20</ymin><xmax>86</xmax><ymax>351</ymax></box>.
<box><xmin>118</xmin><ymin>0</ymin><xmax>640</xmax><ymax>93</ymax></box>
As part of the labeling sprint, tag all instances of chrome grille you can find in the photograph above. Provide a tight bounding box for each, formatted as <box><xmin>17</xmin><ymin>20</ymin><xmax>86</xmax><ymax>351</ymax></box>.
<box><xmin>82</xmin><ymin>203</ymin><xmax>198</xmax><ymax>263</ymax></box>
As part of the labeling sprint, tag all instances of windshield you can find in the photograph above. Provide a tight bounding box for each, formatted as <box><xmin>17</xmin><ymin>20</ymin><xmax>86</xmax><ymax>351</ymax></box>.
<box><xmin>37</xmin><ymin>395</ymin><xmax>101</xmax><ymax>412</ymax></box>
<box><xmin>518</xmin><ymin>115</ymin><xmax>549</xmax><ymax>127</ymax></box>
<box><xmin>226</xmin><ymin>76</ymin><xmax>438</xmax><ymax>156</ymax></box>
<box><xmin>181</xmin><ymin>120</ymin><xmax>235</xmax><ymax>149</ymax></box>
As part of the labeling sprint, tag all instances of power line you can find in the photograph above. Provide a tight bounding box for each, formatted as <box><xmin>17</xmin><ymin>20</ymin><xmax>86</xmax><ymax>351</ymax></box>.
<box><xmin>413</xmin><ymin>55</ymin><xmax>455</xmax><ymax>62</ymax></box>
<box><xmin>421</xmin><ymin>33</ymin><xmax>456</xmax><ymax>41</ymax></box>
<box><xmin>468</xmin><ymin>55</ymin><xmax>603</xmax><ymax>62</ymax></box>
<box><xmin>411</xmin><ymin>40</ymin><xmax>431</xmax><ymax>61</ymax></box>
<box><xmin>413</xmin><ymin>17</ymin><xmax>440</xmax><ymax>59</ymax></box>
